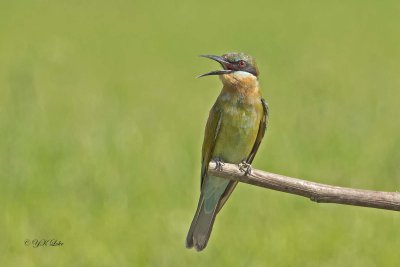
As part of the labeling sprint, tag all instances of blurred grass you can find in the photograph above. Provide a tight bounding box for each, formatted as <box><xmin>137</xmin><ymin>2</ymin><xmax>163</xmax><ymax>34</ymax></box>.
<box><xmin>1</xmin><ymin>0</ymin><xmax>400</xmax><ymax>266</ymax></box>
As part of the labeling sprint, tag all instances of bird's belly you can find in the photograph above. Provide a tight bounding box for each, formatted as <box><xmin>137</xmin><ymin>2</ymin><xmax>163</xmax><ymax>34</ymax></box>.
<box><xmin>213</xmin><ymin>106</ymin><xmax>260</xmax><ymax>163</ymax></box>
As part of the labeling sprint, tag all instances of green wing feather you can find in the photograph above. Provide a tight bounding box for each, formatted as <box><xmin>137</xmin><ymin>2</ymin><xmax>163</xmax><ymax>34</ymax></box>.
<box><xmin>186</xmin><ymin>104</ymin><xmax>223</xmax><ymax>250</ymax></box>
<box><xmin>246</xmin><ymin>98</ymin><xmax>269</xmax><ymax>164</ymax></box>
<box><xmin>200</xmin><ymin>103</ymin><xmax>222</xmax><ymax>188</ymax></box>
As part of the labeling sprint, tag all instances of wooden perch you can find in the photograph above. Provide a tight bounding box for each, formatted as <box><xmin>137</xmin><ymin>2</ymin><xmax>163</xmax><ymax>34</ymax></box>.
<box><xmin>208</xmin><ymin>162</ymin><xmax>400</xmax><ymax>211</ymax></box>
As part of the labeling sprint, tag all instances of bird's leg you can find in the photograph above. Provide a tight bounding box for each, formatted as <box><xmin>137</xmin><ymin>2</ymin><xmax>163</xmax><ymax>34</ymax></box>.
<box><xmin>212</xmin><ymin>157</ymin><xmax>225</xmax><ymax>171</ymax></box>
<box><xmin>239</xmin><ymin>160</ymin><xmax>252</xmax><ymax>175</ymax></box>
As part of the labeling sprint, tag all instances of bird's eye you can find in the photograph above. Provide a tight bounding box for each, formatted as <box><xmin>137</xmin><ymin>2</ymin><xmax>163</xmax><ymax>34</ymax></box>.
<box><xmin>238</xmin><ymin>60</ymin><xmax>246</xmax><ymax>68</ymax></box>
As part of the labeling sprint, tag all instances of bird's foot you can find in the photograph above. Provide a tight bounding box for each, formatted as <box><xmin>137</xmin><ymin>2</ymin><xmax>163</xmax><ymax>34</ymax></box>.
<box><xmin>212</xmin><ymin>157</ymin><xmax>225</xmax><ymax>171</ymax></box>
<box><xmin>239</xmin><ymin>160</ymin><xmax>252</xmax><ymax>175</ymax></box>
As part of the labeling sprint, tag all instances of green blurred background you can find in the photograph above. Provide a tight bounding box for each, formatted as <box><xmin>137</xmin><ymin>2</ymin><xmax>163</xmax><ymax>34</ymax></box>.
<box><xmin>1</xmin><ymin>1</ymin><xmax>399</xmax><ymax>266</ymax></box>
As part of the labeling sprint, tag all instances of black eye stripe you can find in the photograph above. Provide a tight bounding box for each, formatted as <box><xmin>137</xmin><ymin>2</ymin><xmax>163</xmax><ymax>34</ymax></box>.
<box><xmin>225</xmin><ymin>58</ymin><xmax>258</xmax><ymax>77</ymax></box>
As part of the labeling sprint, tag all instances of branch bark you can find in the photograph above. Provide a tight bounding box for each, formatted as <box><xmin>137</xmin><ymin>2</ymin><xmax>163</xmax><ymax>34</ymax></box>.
<box><xmin>208</xmin><ymin>162</ymin><xmax>400</xmax><ymax>211</ymax></box>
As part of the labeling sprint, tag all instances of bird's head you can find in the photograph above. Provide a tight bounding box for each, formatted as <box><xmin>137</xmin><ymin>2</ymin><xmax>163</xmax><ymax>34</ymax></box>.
<box><xmin>198</xmin><ymin>52</ymin><xmax>259</xmax><ymax>88</ymax></box>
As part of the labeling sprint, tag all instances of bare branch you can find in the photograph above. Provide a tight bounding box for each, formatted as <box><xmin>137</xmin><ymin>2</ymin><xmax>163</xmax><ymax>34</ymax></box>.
<box><xmin>208</xmin><ymin>162</ymin><xmax>400</xmax><ymax>211</ymax></box>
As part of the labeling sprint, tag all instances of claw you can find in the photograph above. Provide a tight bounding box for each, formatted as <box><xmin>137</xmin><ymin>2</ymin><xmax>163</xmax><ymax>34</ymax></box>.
<box><xmin>213</xmin><ymin>157</ymin><xmax>225</xmax><ymax>171</ymax></box>
<box><xmin>239</xmin><ymin>160</ymin><xmax>252</xmax><ymax>175</ymax></box>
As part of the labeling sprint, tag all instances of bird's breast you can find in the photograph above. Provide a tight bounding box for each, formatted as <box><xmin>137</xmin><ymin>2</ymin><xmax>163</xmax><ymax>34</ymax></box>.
<box><xmin>213</xmin><ymin>96</ymin><xmax>262</xmax><ymax>163</ymax></box>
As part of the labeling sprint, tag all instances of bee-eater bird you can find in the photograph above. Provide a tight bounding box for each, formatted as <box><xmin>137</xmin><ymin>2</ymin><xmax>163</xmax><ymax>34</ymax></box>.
<box><xmin>186</xmin><ymin>52</ymin><xmax>269</xmax><ymax>251</ymax></box>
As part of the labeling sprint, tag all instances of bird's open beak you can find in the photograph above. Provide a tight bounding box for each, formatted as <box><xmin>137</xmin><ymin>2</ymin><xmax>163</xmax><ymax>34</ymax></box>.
<box><xmin>197</xmin><ymin>55</ymin><xmax>235</xmax><ymax>78</ymax></box>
